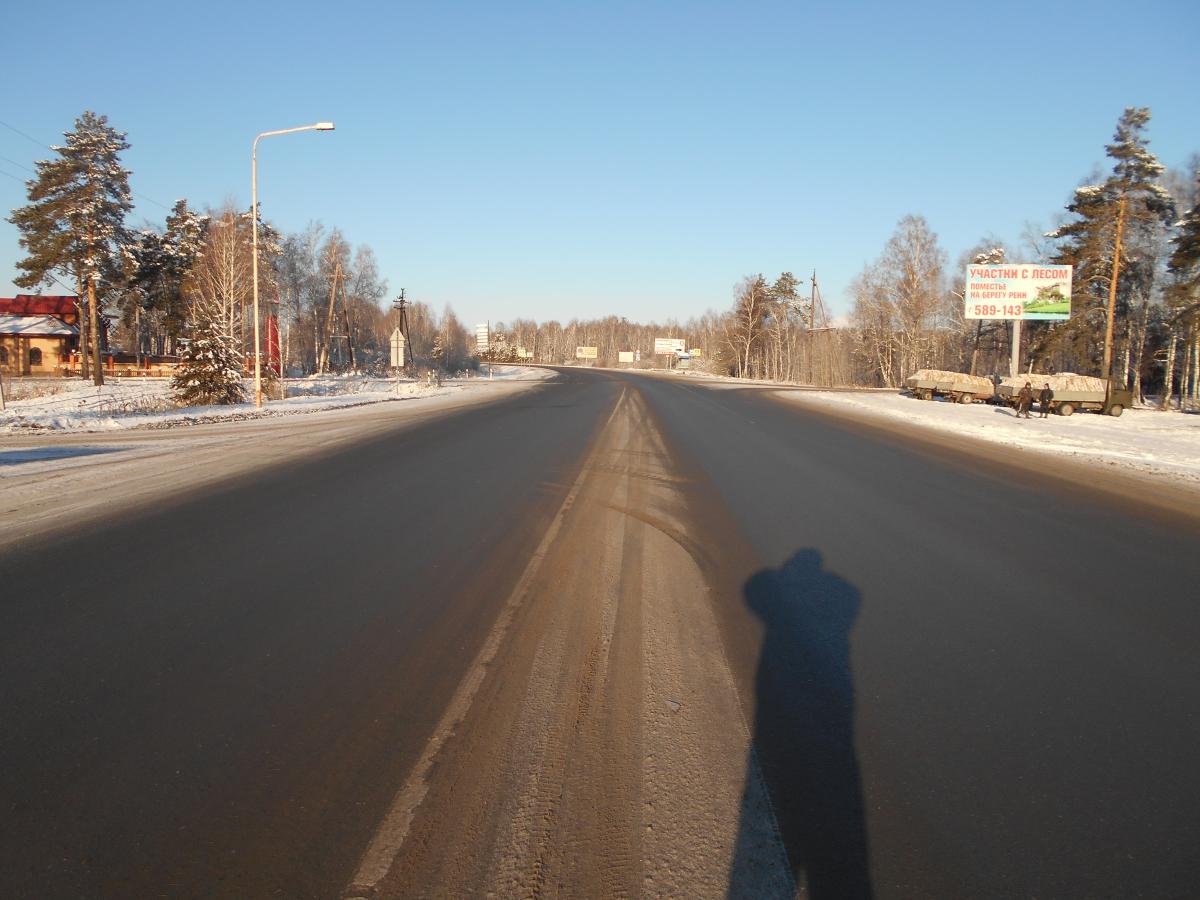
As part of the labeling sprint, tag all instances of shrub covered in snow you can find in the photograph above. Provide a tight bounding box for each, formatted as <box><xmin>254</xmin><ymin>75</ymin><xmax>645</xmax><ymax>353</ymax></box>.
<box><xmin>172</xmin><ymin>312</ymin><xmax>245</xmax><ymax>406</ymax></box>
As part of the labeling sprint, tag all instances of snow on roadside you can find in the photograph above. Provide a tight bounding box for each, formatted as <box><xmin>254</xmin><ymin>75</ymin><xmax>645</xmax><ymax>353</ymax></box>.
<box><xmin>0</xmin><ymin>366</ymin><xmax>552</xmax><ymax>434</ymax></box>
<box><xmin>777</xmin><ymin>389</ymin><xmax>1200</xmax><ymax>488</ymax></box>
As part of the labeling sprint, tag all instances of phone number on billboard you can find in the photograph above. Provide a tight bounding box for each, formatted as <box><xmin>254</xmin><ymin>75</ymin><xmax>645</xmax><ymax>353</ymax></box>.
<box><xmin>970</xmin><ymin>304</ymin><xmax>1024</xmax><ymax>317</ymax></box>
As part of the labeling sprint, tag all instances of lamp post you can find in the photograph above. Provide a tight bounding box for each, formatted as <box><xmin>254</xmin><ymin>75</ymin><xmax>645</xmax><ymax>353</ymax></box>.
<box><xmin>251</xmin><ymin>121</ymin><xmax>335</xmax><ymax>408</ymax></box>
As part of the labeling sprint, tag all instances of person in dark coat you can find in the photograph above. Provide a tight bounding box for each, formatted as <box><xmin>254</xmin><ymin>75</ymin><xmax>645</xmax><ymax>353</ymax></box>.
<box><xmin>1039</xmin><ymin>383</ymin><xmax>1054</xmax><ymax>418</ymax></box>
<box><xmin>1017</xmin><ymin>382</ymin><xmax>1034</xmax><ymax>418</ymax></box>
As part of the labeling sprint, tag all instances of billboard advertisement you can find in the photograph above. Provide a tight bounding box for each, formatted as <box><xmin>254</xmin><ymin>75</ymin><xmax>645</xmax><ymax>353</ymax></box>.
<box><xmin>575</xmin><ymin>346</ymin><xmax>598</xmax><ymax>359</ymax></box>
<box><xmin>618</xmin><ymin>351</ymin><xmax>634</xmax><ymax>363</ymax></box>
<box><xmin>965</xmin><ymin>265</ymin><xmax>1072</xmax><ymax>320</ymax></box>
<box><xmin>654</xmin><ymin>337</ymin><xmax>685</xmax><ymax>355</ymax></box>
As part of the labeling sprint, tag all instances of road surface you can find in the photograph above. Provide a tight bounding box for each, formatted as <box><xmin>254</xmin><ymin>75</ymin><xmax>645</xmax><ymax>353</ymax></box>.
<box><xmin>2</xmin><ymin>367</ymin><xmax>1198</xmax><ymax>899</ymax></box>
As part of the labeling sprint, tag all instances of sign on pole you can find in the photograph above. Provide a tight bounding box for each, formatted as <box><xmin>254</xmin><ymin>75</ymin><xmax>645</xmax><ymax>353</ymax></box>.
<box><xmin>389</xmin><ymin>328</ymin><xmax>407</xmax><ymax>368</ymax></box>
<box><xmin>654</xmin><ymin>337</ymin><xmax>685</xmax><ymax>355</ymax></box>
<box><xmin>965</xmin><ymin>265</ymin><xmax>1072</xmax><ymax>320</ymax></box>
<box><xmin>618</xmin><ymin>350</ymin><xmax>634</xmax><ymax>364</ymax></box>
<box><xmin>575</xmin><ymin>346</ymin><xmax>598</xmax><ymax>359</ymax></box>
<box><xmin>475</xmin><ymin>323</ymin><xmax>490</xmax><ymax>352</ymax></box>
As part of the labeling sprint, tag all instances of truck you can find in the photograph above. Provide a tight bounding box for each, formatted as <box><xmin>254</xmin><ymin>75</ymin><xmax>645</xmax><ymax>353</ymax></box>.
<box><xmin>996</xmin><ymin>374</ymin><xmax>1132</xmax><ymax>417</ymax></box>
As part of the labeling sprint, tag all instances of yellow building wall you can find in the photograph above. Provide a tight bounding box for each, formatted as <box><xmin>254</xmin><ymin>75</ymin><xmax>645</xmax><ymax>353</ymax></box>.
<box><xmin>0</xmin><ymin>335</ymin><xmax>73</xmax><ymax>375</ymax></box>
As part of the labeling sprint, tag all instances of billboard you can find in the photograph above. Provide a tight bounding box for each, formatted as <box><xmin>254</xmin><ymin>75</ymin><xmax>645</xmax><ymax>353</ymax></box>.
<box><xmin>965</xmin><ymin>265</ymin><xmax>1072</xmax><ymax>320</ymax></box>
<box><xmin>575</xmin><ymin>346</ymin><xmax>598</xmax><ymax>359</ymax></box>
<box><xmin>654</xmin><ymin>337</ymin><xmax>685</xmax><ymax>355</ymax></box>
<box><xmin>618</xmin><ymin>351</ymin><xmax>634</xmax><ymax>363</ymax></box>
<box><xmin>475</xmin><ymin>323</ymin><xmax>490</xmax><ymax>351</ymax></box>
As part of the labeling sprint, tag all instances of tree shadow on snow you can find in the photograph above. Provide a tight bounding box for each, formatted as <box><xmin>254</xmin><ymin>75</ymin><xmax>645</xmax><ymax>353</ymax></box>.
<box><xmin>727</xmin><ymin>549</ymin><xmax>873</xmax><ymax>900</ymax></box>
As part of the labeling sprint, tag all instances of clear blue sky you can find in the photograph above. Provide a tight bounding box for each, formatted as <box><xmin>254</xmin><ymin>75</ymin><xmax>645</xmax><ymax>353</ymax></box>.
<box><xmin>2</xmin><ymin>0</ymin><xmax>1198</xmax><ymax>326</ymax></box>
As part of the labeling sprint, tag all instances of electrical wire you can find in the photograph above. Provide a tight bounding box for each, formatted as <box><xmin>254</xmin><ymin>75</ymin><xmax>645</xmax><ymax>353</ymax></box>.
<box><xmin>0</xmin><ymin>117</ymin><xmax>172</xmax><ymax>212</ymax></box>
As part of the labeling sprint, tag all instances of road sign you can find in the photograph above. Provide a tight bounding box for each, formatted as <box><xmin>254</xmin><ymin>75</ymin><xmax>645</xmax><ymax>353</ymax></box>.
<box><xmin>965</xmin><ymin>264</ymin><xmax>1072</xmax><ymax>320</ymax></box>
<box><xmin>575</xmin><ymin>346</ymin><xmax>598</xmax><ymax>359</ymax></box>
<box><xmin>475</xmin><ymin>323</ymin><xmax>490</xmax><ymax>352</ymax></box>
<box><xmin>618</xmin><ymin>351</ymin><xmax>634</xmax><ymax>363</ymax></box>
<box><xmin>654</xmin><ymin>337</ymin><xmax>685</xmax><ymax>355</ymax></box>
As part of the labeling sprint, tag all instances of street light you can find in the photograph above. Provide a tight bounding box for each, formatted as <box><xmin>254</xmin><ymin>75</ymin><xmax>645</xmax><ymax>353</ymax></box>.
<box><xmin>251</xmin><ymin>122</ymin><xmax>335</xmax><ymax>408</ymax></box>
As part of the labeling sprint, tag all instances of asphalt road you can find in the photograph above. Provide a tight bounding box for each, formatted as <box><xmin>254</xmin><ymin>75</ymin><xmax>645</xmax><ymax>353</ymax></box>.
<box><xmin>2</xmin><ymin>368</ymin><xmax>1198</xmax><ymax>899</ymax></box>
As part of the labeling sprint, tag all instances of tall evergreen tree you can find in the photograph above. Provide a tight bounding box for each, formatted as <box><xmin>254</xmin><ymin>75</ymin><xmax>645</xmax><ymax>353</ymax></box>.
<box><xmin>123</xmin><ymin>200</ymin><xmax>210</xmax><ymax>357</ymax></box>
<box><xmin>1165</xmin><ymin>169</ymin><xmax>1200</xmax><ymax>407</ymax></box>
<box><xmin>1049</xmin><ymin>108</ymin><xmax>1174</xmax><ymax>381</ymax></box>
<box><xmin>1168</xmin><ymin>169</ymin><xmax>1200</xmax><ymax>302</ymax></box>
<box><xmin>9</xmin><ymin>111</ymin><xmax>133</xmax><ymax>385</ymax></box>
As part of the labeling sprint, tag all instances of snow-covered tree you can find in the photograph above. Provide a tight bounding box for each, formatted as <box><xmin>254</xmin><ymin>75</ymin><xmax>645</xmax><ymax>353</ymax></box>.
<box><xmin>1165</xmin><ymin>168</ymin><xmax>1200</xmax><ymax>407</ymax></box>
<box><xmin>172</xmin><ymin>296</ymin><xmax>246</xmax><ymax>406</ymax></box>
<box><xmin>9</xmin><ymin>111</ymin><xmax>133</xmax><ymax>385</ymax></box>
<box><xmin>122</xmin><ymin>200</ymin><xmax>210</xmax><ymax>357</ymax></box>
<box><xmin>1048</xmin><ymin>108</ymin><xmax>1175</xmax><ymax>384</ymax></box>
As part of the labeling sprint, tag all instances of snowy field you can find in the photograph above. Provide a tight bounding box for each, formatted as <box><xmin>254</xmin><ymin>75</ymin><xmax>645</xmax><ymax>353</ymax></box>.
<box><xmin>776</xmin><ymin>389</ymin><xmax>1200</xmax><ymax>490</ymax></box>
<box><xmin>0</xmin><ymin>366</ymin><xmax>549</xmax><ymax>434</ymax></box>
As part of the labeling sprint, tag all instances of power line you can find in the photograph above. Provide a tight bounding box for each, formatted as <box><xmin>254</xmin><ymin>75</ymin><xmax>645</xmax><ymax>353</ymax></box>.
<box><xmin>0</xmin><ymin>116</ymin><xmax>173</xmax><ymax>212</ymax></box>
<box><xmin>0</xmin><ymin>153</ymin><xmax>34</xmax><ymax>174</ymax></box>
<box><xmin>0</xmin><ymin>118</ymin><xmax>48</xmax><ymax>150</ymax></box>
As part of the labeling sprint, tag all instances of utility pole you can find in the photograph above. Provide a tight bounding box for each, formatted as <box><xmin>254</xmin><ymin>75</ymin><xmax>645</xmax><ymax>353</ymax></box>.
<box><xmin>391</xmin><ymin>289</ymin><xmax>411</xmax><ymax>378</ymax></box>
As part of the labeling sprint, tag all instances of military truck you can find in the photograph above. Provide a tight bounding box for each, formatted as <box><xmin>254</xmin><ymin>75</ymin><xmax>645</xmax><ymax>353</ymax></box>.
<box><xmin>997</xmin><ymin>374</ymin><xmax>1132</xmax><ymax>417</ymax></box>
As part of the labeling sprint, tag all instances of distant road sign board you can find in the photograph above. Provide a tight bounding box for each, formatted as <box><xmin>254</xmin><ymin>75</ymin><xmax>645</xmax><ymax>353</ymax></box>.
<box><xmin>475</xmin><ymin>323</ymin><xmax>490</xmax><ymax>351</ymax></box>
<box><xmin>965</xmin><ymin>264</ymin><xmax>1072</xmax><ymax>320</ymax></box>
<box><xmin>618</xmin><ymin>351</ymin><xmax>634</xmax><ymax>363</ymax></box>
<box><xmin>389</xmin><ymin>329</ymin><xmax>407</xmax><ymax>368</ymax></box>
<box><xmin>654</xmin><ymin>337</ymin><xmax>685</xmax><ymax>355</ymax></box>
<box><xmin>575</xmin><ymin>346</ymin><xmax>598</xmax><ymax>359</ymax></box>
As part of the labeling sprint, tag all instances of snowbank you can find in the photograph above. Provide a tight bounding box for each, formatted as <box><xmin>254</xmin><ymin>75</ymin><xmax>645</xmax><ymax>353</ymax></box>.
<box><xmin>0</xmin><ymin>367</ymin><xmax>552</xmax><ymax>434</ymax></box>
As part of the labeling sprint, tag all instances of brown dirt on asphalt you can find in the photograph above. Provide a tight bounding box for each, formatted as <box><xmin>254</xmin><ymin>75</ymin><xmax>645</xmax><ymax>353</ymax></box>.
<box><xmin>359</xmin><ymin>386</ymin><xmax>794</xmax><ymax>899</ymax></box>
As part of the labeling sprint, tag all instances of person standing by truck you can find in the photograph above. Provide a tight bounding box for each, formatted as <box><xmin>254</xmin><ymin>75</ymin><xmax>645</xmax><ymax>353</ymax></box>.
<box><xmin>1039</xmin><ymin>383</ymin><xmax>1054</xmax><ymax>418</ymax></box>
<box><xmin>1017</xmin><ymin>382</ymin><xmax>1034</xmax><ymax>418</ymax></box>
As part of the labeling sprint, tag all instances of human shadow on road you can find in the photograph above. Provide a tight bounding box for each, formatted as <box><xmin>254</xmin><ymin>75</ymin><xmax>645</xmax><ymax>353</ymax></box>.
<box><xmin>727</xmin><ymin>549</ymin><xmax>873</xmax><ymax>900</ymax></box>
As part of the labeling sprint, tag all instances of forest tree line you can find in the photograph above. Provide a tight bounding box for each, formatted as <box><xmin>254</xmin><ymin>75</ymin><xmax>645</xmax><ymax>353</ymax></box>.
<box><xmin>496</xmin><ymin>108</ymin><xmax>1200</xmax><ymax>407</ymax></box>
<box><xmin>9</xmin><ymin>108</ymin><xmax>1200</xmax><ymax>406</ymax></box>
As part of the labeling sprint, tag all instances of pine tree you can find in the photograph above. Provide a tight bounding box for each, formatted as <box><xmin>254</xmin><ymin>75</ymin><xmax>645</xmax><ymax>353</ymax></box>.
<box><xmin>124</xmin><ymin>200</ymin><xmax>210</xmax><ymax>356</ymax></box>
<box><xmin>1165</xmin><ymin>169</ymin><xmax>1200</xmax><ymax>408</ymax></box>
<box><xmin>1049</xmin><ymin>108</ymin><xmax>1175</xmax><ymax>381</ymax></box>
<box><xmin>1168</xmin><ymin>170</ymin><xmax>1200</xmax><ymax>302</ymax></box>
<box><xmin>9</xmin><ymin>111</ymin><xmax>133</xmax><ymax>385</ymax></box>
<box><xmin>172</xmin><ymin>297</ymin><xmax>246</xmax><ymax>406</ymax></box>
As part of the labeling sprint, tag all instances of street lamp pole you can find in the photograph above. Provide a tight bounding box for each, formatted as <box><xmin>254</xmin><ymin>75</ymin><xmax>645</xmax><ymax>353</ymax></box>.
<box><xmin>251</xmin><ymin>121</ymin><xmax>335</xmax><ymax>408</ymax></box>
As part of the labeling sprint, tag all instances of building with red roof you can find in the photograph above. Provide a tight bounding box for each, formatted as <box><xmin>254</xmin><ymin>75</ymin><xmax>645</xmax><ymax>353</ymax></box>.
<box><xmin>0</xmin><ymin>295</ymin><xmax>81</xmax><ymax>375</ymax></box>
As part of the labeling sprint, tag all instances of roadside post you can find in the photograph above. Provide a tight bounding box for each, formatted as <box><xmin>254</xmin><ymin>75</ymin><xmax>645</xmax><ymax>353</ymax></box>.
<box><xmin>391</xmin><ymin>290</ymin><xmax>410</xmax><ymax>394</ymax></box>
